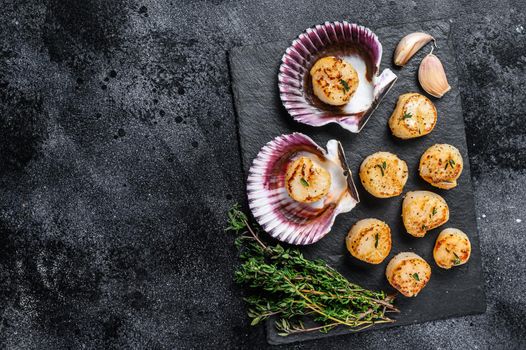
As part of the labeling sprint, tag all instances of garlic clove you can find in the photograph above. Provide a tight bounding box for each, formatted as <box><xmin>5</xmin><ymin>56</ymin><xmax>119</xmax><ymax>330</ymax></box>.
<box><xmin>394</xmin><ymin>32</ymin><xmax>435</xmax><ymax>66</ymax></box>
<box><xmin>418</xmin><ymin>53</ymin><xmax>451</xmax><ymax>98</ymax></box>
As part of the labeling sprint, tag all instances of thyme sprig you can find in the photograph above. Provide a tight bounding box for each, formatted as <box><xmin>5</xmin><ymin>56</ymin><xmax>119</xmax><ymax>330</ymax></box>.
<box><xmin>227</xmin><ymin>205</ymin><xmax>398</xmax><ymax>336</ymax></box>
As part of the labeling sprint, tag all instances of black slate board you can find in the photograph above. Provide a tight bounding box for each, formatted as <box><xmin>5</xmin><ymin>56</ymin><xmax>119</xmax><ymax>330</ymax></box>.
<box><xmin>229</xmin><ymin>20</ymin><xmax>486</xmax><ymax>345</ymax></box>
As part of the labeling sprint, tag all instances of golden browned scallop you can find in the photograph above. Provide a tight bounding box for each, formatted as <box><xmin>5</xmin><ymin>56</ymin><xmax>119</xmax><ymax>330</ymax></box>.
<box><xmin>359</xmin><ymin>152</ymin><xmax>408</xmax><ymax>198</ymax></box>
<box><xmin>285</xmin><ymin>156</ymin><xmax>331</xmax><ymax>203</ymax></box>
<box><xmin>433</xmin><ymin>228</ymin><xmax>471</xmax><ymax>269</ymax></box>
<box><xmin>419</xmin><ymin>144</ymin><xmax>463</xmax><ymax>190</ymax></box>
<box><xmin>402</xmin><ymin>190</ymin><xmax>449</xmax><ymax>237</ymax></box>
<box><xmin>310</xmin><ymin>56</ymin><xmax>359</xmax><ymax>106</ymax></box>
<box><xmin>388</xmin><ymin>93</ymin><xmax>437</xmax><ymax>139</ymax></box>
<box><xmin>346</xmin><ymin>218</ymin><xmax>392</xmax><ymax>264</ymax></box>
<box><xmin>386</xmin><ymin>252</ymin><xmax>432</xmax><ymax>297</ymax></box>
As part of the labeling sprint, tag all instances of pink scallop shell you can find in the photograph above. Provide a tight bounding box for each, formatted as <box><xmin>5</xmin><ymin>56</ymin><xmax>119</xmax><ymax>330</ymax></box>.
<box><xmin>247</xmin><ymin>133</ymin><xmax>359</xmax><ymax>245</ymax></box>
<box><xmin>278</xmin><ymin>21</ymin><xmax>397</xmax><ymax>133</ymax></box>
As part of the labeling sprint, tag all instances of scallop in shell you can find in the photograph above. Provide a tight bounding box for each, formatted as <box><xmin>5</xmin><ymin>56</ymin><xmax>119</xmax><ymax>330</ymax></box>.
<box><xmin>247</xmin><ymin>133</ymin><xmax>359</xmax><ymax>245</ymax></box>
<box><xmin>279</xmin><ymin>21</ymin><xmax>397</xmax><ymax>133</ymax></box>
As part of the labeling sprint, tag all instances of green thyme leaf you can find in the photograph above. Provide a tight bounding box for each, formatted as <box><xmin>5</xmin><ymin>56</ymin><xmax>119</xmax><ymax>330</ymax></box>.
<box><xmin>412</xmin><ymin>273</ymin><xmax>420</xmax><ymax>281</ymax></box>
<box><xmin>382</xmin><ymin>161</ymin><xmax>387</xmax><ymax>170</ymax></box>
<box><xmin>399</xmin><ymin>112</ymin><xmax>413</xmax><ymax>122</ymax></box>
<box><xmin>374</xmin><ymin>233</ymin><xmax>379</xmax><ymax>249</ymax></box>
<box><xmin>449</xmin><ymin>159</ymin><xmax>456</xmax><ymax>168</ymax></box>
<box><xmin>300</xmin><ymin>178</ymin><xmax>309</xmax><ymax>187</ymax></box>
<box><xmin>340</xmin><ymin>79</ymin><xmax>350</xmax><ymax>93</ymax></box>
<box><xmin>444</xmin><ymin>161</ymin><xmax>449</xmax><ymax>170</ymax></box>
<box><xmin>432</xmin><ymin>207</ymin><xmax>437</xmax><ymax>216</ymax></box>
<box><xmin>375</xmin><ymin>164</ymin><xmax>385</xmax><ymax>177</ymax></box>
<box><xmin>226</xmin><ymin>204</ymin><xmax>248</xmax><ymax>232</ymax></box>
<box><xmin>453</xmin><ymin>252</ymin><xmax>461</xmax><ymax>265</ymax></box>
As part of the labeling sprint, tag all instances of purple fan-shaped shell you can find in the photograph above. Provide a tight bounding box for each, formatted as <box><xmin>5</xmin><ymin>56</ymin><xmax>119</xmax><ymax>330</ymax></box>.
<box><xmin>247</xmin><ymin>133</ymin><xmax>359</xmax><ymax>245</ymax></box>
<box><xmin>278</xmin><ymin>21</ymin><xmax>397</xmax><ymax>133</ymax></box>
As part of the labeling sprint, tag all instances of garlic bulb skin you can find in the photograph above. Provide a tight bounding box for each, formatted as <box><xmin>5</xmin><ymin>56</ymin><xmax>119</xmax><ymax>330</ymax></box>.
<box><xmin>418</xmin><ymin>53</ymin><xmax>451</xmax><ymax>98</ymax></box>
<box><xmin>394</xmin><ymin>32</ymin><xmax>434</xmax><ymax>66</ymax></box>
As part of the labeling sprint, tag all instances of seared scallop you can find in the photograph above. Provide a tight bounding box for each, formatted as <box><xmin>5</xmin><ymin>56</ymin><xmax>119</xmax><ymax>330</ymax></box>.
<box><xmin>386</xmin><ymin>252</ymin><xmax>431</xmax><ymax>297</ymax></box>
<box><xmin>433</xmin><ymin>228</ymin><xmax>471</xmax><ymax>269</ymax></box>
<box><xmin>310</xmin><ymin>56</ymin><xmax>359</xmax><ymax>106</ymax></box>
<box><xmin>419</xmin><ymin>144</ymin><xmax>463</xmax><ymax>190</ymax></box>
<box><xmin>285</xmin><ymin>156</ymin><xmax>331</xmax><ymax>203</ymax></box>
<box><xmin>388</xmin><ymin>93</ymin><xmax>437</xmax><ymax>139</ymax></box>
<box><xmin>359</xmin><ymin>152</ymin><xmax>408</xmax><ymax>198</ymax></box>
<box><xmin>346</xmin><ymin>218</ymin><xmax>392</xmax><ymax>264</ymax></box>
<box><xmin>402</xmin><ymin>190</ymin><xmax>449</xmax><ymax>237</ymax></box>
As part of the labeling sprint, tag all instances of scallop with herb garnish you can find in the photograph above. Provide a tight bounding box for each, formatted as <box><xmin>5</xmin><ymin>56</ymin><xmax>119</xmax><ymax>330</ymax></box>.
<box><xmin>285</xmin><ymin>156</ymin><xmax>332</xmax><ymax>203</ymax></box>
<box><xmin>419</xmin><ymin>144</ymin><xmax>463</xmax><ymax>189</ymax></box>
<box><xmin>279</xmin><ymin>22</ymin><xmax>398</xmax><ymax>133</ymax></box>
<box><xmin>346</xmin><ymin>218</ymin><xmax>392</xmax><ymax>264</ymax></box>
<box><xmin>359</xmin><ymin>152</ymin><xmax>408</xmax><ymax>198</ymax></box>
<box><xmin>388</xmin><ymin>93</ymin><xmax>437</xmax><ymax>139</ymax></box>
<box><xmin>247</xmin><ymin>133</ymin><xmax>359</xmax><ymax>245</ymax></box>
<box><xmin>310</xmin><ymin>56</ymin><xmax>359</xmax><ymax>106</ymax></box>
<box><xmin>386</xmin><ymin>252</ymin><xmax>432</xmax><ymax>297</ymax></box>
<box><xmin>433</xmin><ymin>228</ymin><xmax>471</xmax><ymax>269</ymax></box>
<box><xmin>402</xmin><ymin>190</ymin><xmax>449</xmax><ymax>237</ymax></box>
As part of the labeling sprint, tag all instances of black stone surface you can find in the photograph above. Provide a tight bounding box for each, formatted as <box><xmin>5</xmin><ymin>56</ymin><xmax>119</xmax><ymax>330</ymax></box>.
<box><xmin>231</xmin><ymin>20</ymin><xmax>486</xmax><ymax>345</ymax></box>
<box><xmin>0</xmin><ymin>1</ymin><xmax>525</xmax><ymax>349</ymax></box>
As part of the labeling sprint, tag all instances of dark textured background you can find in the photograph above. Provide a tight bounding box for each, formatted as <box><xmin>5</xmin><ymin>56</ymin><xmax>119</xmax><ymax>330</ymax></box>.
<box><xmin>0</xmin><ymin>0</ymin><xmax>524</xmax><ymax>349</ymax></box>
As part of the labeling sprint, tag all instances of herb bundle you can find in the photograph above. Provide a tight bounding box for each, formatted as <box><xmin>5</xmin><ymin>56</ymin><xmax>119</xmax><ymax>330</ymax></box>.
<box><xmin>227</xmin><ymin>205</ymin><xmax>398</xmax><ymax>336</ymax></box>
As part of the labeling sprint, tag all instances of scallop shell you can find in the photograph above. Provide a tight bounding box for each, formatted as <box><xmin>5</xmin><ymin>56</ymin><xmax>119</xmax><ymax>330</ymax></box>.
<box><xmin>278</xmin><ymin>21</ymin><xmax>397</xmax><ymax>133</ymax></box>
<box><xmin>247</xmin><ymin>133</ymin><xmax>359</xmax><ymax>245</ymax></box>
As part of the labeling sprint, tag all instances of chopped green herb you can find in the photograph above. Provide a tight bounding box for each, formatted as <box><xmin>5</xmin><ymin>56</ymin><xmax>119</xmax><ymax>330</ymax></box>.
<box><xmin>432</xmin><ymin>207</ymin><xmax>437</xmax><ymax>216</ymax></box>
<box><xmin>421</xmin><ymin>224</ymin><xmax>427</xmax><ymax>231</ymax></box>
<box><xmin>445</xmin><ymin>158</ymin><xmax>456</xmax><ymax>170</ymax></box>
<box><xmin>412</xmin><ymin>273</ymin><xmax>420</xmax><ymax>281</ymax></box>
<box><xmin>399</xmin><ymin>112</ymin><xmax>413</xmax><ymax>122</ymax></box>
<box><xmin>340</xmin><ymin>79</ymin><xmax>350</xmax><ymax>93</ymax></box>
<box><xmin>300</xmin><ymin>178</ymin><xmax>309</xmax><ymax>187</ymax></box>
<box><xmin>375</xmin><ymin>164</ymin><xmax>385</xmax><ymax>177</ymax></box>
<box><xmin>374</xmin><ymin>233</ymin><xmax>379</xmax><ymax>249</ymax></box>
<box><xmin>382</xmin><ymin>161</ymin><xmax>387</xmax><ymax>170</ymax></box>
<box><xmin>453</xmin><ymin>252</ymin><xmax>461</xmax><ymax>265</ymax></box>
